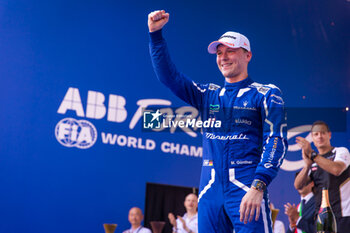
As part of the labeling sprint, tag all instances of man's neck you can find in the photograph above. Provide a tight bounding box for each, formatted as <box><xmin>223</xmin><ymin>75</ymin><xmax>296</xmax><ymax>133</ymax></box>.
<box><xmin>301</xmin><ymin>191</ymin><xmax>314</xmax><ymax>204</ymax></box>
<box><xmin>187</xmin><ymin>210</ymin><xmax>197</xmax><ymax>218</ymax></box>
<box><xmin>301</xmin><ymin>191</ymin><xmax>312</xmax><ymax>198</ymax></box>
<box><xmin>225</xmin><ymin>73</ymin><xmax>248</xmax><ymax>83</ymax></box>
<box><xmin>131</xmin><ymin>224</ymin><xmax>141</xmax><ymax>230</ymax></box>
<box><xmin>318</xmin><ymin>145</ymin><xmax>333</xmax><ymax>155</ymax></box>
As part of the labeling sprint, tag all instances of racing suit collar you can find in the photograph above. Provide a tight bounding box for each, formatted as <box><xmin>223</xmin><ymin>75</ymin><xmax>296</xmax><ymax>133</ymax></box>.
<box><xmin>224</xmin><ymin>76</ymin><xmax>253</xmax><ymax>89</ymax></box>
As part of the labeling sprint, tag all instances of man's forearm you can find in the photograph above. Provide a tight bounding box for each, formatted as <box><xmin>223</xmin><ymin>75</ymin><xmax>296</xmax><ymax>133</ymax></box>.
<box><xmin>294</xmin><ymin>166</ymin><xmax>310</xmax><ymax>189</ymax></box>
<box><xmin>314</xmin><ymin>155</ymin><xmax>345</xmax><ymax>176</ymax></box>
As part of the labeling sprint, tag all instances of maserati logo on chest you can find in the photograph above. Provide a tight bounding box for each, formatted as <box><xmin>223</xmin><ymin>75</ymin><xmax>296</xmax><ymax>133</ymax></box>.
<box><xmin>233</xmin><ymin>100</ymin><xmax>256</xmax><ymax>111</ymax></box>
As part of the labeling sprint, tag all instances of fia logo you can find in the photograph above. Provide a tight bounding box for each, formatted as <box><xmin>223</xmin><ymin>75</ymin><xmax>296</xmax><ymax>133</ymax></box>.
<box><xmin>55</xmin><ymin>118</ymin><xmax>98</xmax><ymax>149</ymax></box>
<box><xmin>143</xmin><ymin>110</ymin><xmax>163</xmax><ymax>129</ymax></box>
<box><xmin>243</xmin><ymin>101</ymin><xmax>248</xmax><ymax>107</ymax></box>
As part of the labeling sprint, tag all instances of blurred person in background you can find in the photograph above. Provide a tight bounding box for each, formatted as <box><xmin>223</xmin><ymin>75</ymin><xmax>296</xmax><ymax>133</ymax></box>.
<box><xmin>294</xmin><ymin>120</ymin><xmax>350</xmax><ymax>232</ymax></box>
<box><xmin>168</xmin><ymin>193</ymin><xmax>198</xmax><ymax>233</ymax></box>
<box><xmin>123</xmin><ymin>207</ymin><xmax>152</xmax><ymax>233</ymax></box>
<box><xmin>285</xmin><ymin>172</ymin><xmax>315</xmax><ymax>233</ymax></box>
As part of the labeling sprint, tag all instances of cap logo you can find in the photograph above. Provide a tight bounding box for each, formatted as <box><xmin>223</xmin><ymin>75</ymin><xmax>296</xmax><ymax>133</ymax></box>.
<box><xmin>220</xmin><ymin>35</ymin><xmax>236</xmax><ymax>40</ymax></box>
<box><xmin>225</xmin><ymin>42</ymin><xmax>235</xmax><ymax>46</ymax></box>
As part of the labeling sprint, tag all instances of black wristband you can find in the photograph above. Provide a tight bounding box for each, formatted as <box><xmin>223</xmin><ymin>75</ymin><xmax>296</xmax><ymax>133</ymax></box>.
<box><xmin>310</xmin><ymin>150</ymin><xmax>318</xmax><ymax>162</ymax></box>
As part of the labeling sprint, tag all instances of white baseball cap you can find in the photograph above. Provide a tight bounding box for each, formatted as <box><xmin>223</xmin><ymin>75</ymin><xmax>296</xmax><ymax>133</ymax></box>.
<box><xmin>208</xmin><ymin>31</ymin><xmax>251</xmax><ymax>54</ymax></box>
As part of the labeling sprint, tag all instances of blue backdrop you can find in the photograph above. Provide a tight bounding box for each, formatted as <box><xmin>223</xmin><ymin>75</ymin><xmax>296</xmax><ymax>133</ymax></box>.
<box><xmin>0</xmin><ymin>0</ymin><xmax>349</xmax><ymax>232</ymax></box>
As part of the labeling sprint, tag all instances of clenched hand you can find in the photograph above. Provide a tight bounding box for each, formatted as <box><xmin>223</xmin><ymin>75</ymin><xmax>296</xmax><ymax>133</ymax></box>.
<box><xmin>148</xmin><ymin>10</ymin><xmax>170</xmax><ymax>32</ymax></box>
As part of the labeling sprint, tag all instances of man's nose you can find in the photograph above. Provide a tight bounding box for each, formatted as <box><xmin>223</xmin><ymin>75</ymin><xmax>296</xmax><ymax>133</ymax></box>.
<box><xmin>220</xmin><ymin>52</ymin><xmax>229</xmax><ymax>60</ymax></box>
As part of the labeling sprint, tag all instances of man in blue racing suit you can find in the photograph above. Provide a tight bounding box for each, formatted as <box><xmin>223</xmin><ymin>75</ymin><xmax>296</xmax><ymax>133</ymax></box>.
<box><xmin>148</xmin><ymin>10</ymin><xmax>288</xmax><ymax>233</ymax></box>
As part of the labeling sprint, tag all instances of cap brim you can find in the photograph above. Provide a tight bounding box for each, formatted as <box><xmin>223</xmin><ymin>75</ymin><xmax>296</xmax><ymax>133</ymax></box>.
<box><xmin>207</xmin><ymin>41</ymin><xmax>239</xmax><ymax>54</ymax></box>
<box><xmin>208</xmin><ymin>41</ymin><xmax>222</xmax><ymax>54</ymax></box>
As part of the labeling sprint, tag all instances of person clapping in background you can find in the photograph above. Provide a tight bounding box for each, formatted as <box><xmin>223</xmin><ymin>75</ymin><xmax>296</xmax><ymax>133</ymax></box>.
<box><xmin>285</xmin><ymin>172</ymin><xmax>315</xmax><ymax>233</ymax></box>
<box><xmin>168</xmin><ymin>193</ymin><xmax>198</xmax><ymax>233</ymax></box>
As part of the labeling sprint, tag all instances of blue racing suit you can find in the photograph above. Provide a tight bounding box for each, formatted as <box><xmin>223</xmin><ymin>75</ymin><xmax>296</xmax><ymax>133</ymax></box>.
<box><xmin>149</xmin><ymin>29</ymin><xmax>288</xmax><ymax>233</ymax></box>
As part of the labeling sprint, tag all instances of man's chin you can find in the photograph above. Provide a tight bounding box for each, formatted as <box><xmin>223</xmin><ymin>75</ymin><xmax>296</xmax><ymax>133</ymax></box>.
<box><xmin>317</xmin><ymin>144</ymin><xmax>332</xmax><ymax>151</ymax></box>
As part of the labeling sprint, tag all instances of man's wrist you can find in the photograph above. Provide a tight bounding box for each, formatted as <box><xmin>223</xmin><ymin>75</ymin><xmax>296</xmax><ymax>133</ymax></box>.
<box><xmin>310</xmin><ymin>150</ymin><xmax>318</xmax><ymax>162</ymax></box>
<box><xmin>306</xmin><ymin>160</ymin><xmax>312</xmax><ymax>168</ymax></box>
<box><xmin>184</xmin><ymin>226</ymin><xmax>191</xmax><ymax>233</ymax></box>
<box><xmin>251</xmin><ymin>179</ymin><xmax>266</xmax><ymax>192</ymax></box>
<box><xmin>149</xmin><ymin>29</ymin><xmax>163</xmax><ymax>43</ymax></box>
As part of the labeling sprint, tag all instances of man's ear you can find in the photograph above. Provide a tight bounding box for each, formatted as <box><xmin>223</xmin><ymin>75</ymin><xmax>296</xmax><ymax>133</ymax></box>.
<box><xmin>246</xmin><ymin>51</ymin><xmax>252</xmax><ymax>62</ymax></box>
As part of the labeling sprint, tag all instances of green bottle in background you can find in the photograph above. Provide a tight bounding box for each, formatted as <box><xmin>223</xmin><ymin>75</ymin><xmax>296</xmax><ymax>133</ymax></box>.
<box><xmin>316</xmin><ymin>188</ymin><xmax>337</xmax><ymax>233</ymax></box>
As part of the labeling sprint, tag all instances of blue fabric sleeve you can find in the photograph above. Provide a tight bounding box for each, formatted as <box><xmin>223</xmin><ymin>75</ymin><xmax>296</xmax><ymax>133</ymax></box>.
<box><xmin>254</xmin><ymin>87</ymin><xmax>288</xmax><ymax>186</ymax></box>
<box><xmin>149</xmin><ymin>30</ymin><xmax>206</xmax><ymax>109</ymax></box>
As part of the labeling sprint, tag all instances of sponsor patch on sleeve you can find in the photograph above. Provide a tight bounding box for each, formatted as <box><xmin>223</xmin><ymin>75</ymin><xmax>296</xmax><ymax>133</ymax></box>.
<box><xmin>271</xmin><ymin>94</ymin><xmax>284</xmax><ymax>105</ymax></box>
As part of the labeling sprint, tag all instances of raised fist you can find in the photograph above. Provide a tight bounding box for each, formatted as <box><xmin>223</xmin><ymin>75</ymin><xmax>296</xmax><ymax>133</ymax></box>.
<box><xmin>148</xmin><ymin>10</ymin><xmax>170</xmax><ymax>32</ymax></box>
